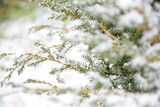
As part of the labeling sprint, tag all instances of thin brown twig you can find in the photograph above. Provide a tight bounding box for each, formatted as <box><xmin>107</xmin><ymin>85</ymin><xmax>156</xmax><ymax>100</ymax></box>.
<box><xmin>48</xmin><ymin>42</ymin><xmax>70</xmax><ymax>49</ymax></box>
<box><xmin>99</xmin><ymin>22</ymin><xmax>123</xmax><ymax>44</ymax></box>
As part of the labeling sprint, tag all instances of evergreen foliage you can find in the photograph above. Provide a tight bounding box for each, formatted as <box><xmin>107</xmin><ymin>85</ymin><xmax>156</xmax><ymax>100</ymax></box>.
<box><xmin>1</xmin><ymin>0</ymin><xmax>160</xmax><ymax>106</ymax></box>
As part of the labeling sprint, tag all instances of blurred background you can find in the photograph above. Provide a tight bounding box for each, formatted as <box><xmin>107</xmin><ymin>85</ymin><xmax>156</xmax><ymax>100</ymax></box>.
<box><xmin>0</xmin><ymin>0</ymin><xmax>54</xmax><ymax>71</ymax></box>
<box><xmin>0</xmin><ymin>0</ymin><xmax>37</xmax><ymax>40</ymax></box>
<box><xmin>0</xmin><ymin>1</ymin><xmax>59</xmax><ymax>107</ymax></box>
<box><xmin>0</xmin><ymin>0</ymin><xmax>35</xmax><ymax>22</ymax></box>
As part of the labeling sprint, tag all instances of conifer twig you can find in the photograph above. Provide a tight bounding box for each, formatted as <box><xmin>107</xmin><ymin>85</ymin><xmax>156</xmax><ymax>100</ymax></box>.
<box><xmin>99</xmin><ymin>22</ymin><xmax>123</xmax><ymax>44</ymax></box>
<box><xmin>48</xmin><ymin>42</ymin><xmax>70</xmax><ymax>48</ymax></box>
<box><xmin>100</xmin><ymin>22</ymin><xmax>118</xmax><ymax>40</ymax></box>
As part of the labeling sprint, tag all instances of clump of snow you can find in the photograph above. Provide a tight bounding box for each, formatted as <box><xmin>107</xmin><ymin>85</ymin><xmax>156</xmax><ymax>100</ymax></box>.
<box><xmin>66</xmin><ymin>43</ymin><xmax>88</xmax><ymax>62</ymax></box>
<box><xmin>92</xmin><ymin>39</ymin><xmax>113</xmax><ymax>52</ymax></box>
<box><xmin>64</xmin><ymin>29</ymin><xmax>93</xmax><ymax>43</ymax></box>
<box><xmin>131</xmin><ymin>56</ymin><xmax>146</xmax><ymax>66</ymax></box>
<box><xmin>87</xmin><ymin>71</ymin><xmax>112</xmax><ymax>89</ymax></box>
<box><xmin>118</xmin><ymin>10</ymin><xmax>144</xmax><ymax>27</ymax></box>
<box><xmin>134</xmin><ymin>73</ymin><xmax>149</xmax><ymax>89</ymax></box>
<box><xmin>149</xmin><ymin>61</ymin><xmax>160</xmax><ymax>70</ymax></box>
<box><xmin>87</xmin><ymin>4</ymin><xmax>120</xmax><ymax>20</ymax></box>
<box><xmin>0</xmin><ymin>92</ymin><xmax>60</xmax><ymax>107</ymax></box>
<box><xmin>57</xmin><ymin>70</ymin><xmax>89</xmax><ymax>90</ymax></box>
<box><xmin>115</xmin><ymin>0</ymin><xmax>142</xmax><ymax>10</ymax></box>
<box><xmin>142</xmin><ymin>27</ymin><xmax>158</xmax><ymax>41</ymax></box>
<box><xmin>52</xmin><ymin>92</ymin><xmax>81</xmax><ymax>106</ymax></box>
<box><xmin>146</xmin><ymin>44</ymin><xmax>160</xmax><ymax>57</ymax></box>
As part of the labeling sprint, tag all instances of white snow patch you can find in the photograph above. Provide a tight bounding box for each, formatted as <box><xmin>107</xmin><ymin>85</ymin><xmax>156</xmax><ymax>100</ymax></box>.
<box><xmin>118</xmin><ymin>10</ymin><xmax>144</xmax><ymax>27</ymax></box>
<box><xmin>116</xmin><ymin>0</ymin><xmax>142</xmax><ymax>10</ymax></box>
<box><xmin>131</xmin><ymin>56</ymin><xmax>146</xmax><ymax>66</ymax></box>
<box><xmin>92</xmin><ymin>40</ymin><xmax>113</xmax><ymax>52</ymax></box>
<box><xmin>57</xmin><ymin>70</ymin><xmax>89</xmax><ymax>90</ymax></box>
